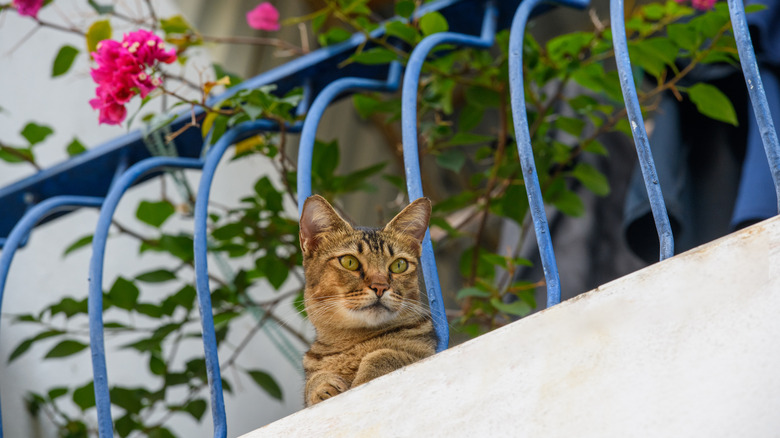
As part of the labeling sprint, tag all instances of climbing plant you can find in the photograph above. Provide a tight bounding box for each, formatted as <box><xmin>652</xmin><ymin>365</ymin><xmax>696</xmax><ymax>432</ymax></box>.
<box><xmin>1</xmin><ymin>0</ymin><xmax>750</xmax><ymax>436</ymax></box>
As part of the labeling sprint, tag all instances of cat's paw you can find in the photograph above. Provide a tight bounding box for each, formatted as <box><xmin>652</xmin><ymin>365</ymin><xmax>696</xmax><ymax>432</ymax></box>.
<box><xmin>307</xmin><ymin>375</ymin><xmax>349</xmax><ymax>406</ymax></box>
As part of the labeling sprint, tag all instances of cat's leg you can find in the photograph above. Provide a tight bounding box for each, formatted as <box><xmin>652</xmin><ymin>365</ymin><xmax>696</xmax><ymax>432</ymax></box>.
<box><xmin>305</xmin><ymin>371</ymin><xmax>350</xmax><ymax>406</ymax></box>
<box><xmin>352</xmin><ymin>349</ymin><xmax>417</xmax><ymax>386</ymax></box>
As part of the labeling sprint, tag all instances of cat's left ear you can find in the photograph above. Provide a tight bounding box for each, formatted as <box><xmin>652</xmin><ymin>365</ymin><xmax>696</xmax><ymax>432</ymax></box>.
<box><xmin>384</xmin><ymin>197</ymin><xmax>431</xmax><ymax>244</ymax></box>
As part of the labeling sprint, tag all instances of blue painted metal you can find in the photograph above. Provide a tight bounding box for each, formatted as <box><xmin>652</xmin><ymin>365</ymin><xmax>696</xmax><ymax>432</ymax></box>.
<box><xmin>610</xmin><ymin>0</ymin><xmax>675</xmax><ymax>261</ymax></box>
<box><xmin>508</xmin><ymin>0</ymin><xmax>557</xmax><ymax>307</ymax></box>
<box><xmin>728</xmin><ymin>0</ymin><xmax>780</xmax><ymax>212</ymax></box>
<box><xmin>88</xmin><ymin>157</ymin><xmax>204</xmax><ymax>438</ymax></box>
<box><xmin>401</xmin><ymin>2</ymin><xmax>497</xmax><ymax>350</ymax></box>
<box><xmin>0</xmin><ymin>195</ymin><xmax>104</xmax><ymax>438</ymax></box>
<box><xmin>296</xmin><ymin>61</ymin><xmax>401</xmax><ymax>208</ymax></box>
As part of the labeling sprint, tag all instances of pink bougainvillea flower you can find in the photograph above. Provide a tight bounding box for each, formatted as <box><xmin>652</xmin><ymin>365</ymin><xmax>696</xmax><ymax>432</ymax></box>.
<box><xmin>247</xmin><ymin>2</ymin><xmax>280</xmax><ymax>31</ymax></box>
<box><xmin>12</xmin><ymin>0</ymin><xmax>44</xmax><ymax>17</ymax></box>
<box><xmin>89</xmin><ymin>30</ymin><xmax>176</xmax><ymax>125</ymax></box>
<box><xmin>691</xmin><ymin>0</ymin><xmax>717</xmax><ymax>10</ymax></box>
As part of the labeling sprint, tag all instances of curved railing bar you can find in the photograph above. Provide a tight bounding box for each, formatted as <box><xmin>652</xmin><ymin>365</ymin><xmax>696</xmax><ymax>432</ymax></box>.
<box><xmin>507</xmin><ymin>0</ymin><xmax>563</xmax><ymax>307</ymax></box>
<box><xmin>194</xmin><ymin>119</ymin><xmax>304</xmax><ymax>438</ymax></box>
<box><xmin>401</xmin><ymin>1</ymin><xmax>497</xmax><ymax>350</ymax></box>
<box><xmin>0</xmin><ymin>195</ymin><xmax>104</xmax><ymax>438</ymax></box>
<box><xmin>296</xmin><ymin>62</ymin><xmax>402</xmax><ymax>208</ymax></box>
<box><xmin>728</xmin><ymin>0</ymin><xmax>780</xmax><ymax>211</ymax></box>
<box><xmin>89</xmin><ymin>157</ymin><xmax>204</xmax><ymax>438</ymax></box>
<box><xmin>610</xmin><ymin>0</ymin><xmax>675</xmax><ymax>261</ymax></box>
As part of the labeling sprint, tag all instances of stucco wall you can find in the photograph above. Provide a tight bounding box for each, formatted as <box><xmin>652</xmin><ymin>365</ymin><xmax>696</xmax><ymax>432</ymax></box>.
<box><xmin>243</xmin><ymin>216</ymin><xmax>780</xmax><ymax>438</ymax></box>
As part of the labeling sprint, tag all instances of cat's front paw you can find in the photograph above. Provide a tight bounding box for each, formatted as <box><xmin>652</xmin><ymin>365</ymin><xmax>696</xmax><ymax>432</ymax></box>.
<box><xmin>307</xmin><ymin>374</ymin><xmax>349</xmax><ymax>406</ymax></box>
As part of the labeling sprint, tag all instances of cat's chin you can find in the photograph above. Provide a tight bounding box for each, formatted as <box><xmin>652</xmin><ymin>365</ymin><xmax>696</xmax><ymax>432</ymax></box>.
<box><xmin>346</xmin><ymin>305</ymin><xmax>398</xmax><ymax>328</ymax></box>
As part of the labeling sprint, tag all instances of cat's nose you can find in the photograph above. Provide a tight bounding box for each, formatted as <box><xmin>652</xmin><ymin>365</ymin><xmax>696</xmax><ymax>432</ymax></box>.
<box><xmin>370</xmin><ymin>283</ymin><xmax>389</xmax><ymax>297</ymax></box>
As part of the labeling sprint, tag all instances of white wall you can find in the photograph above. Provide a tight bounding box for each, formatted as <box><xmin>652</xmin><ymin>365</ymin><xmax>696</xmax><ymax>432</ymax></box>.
<box><xmin>243</xmin><ymin>216</ymin><xmax>780</xmax><ymax>438</ymax></box>
<box><xmin>0</xmin><ymin>2</ymin><xmax>308</xmax><ymax>437</ymax></box>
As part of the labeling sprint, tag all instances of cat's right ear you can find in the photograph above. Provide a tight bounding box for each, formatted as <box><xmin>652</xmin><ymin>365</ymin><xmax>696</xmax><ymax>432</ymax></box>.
<box><xmin>300</xmin><ymin>195</ymin><xmax>350</xmax><ymax>254</ymax></box>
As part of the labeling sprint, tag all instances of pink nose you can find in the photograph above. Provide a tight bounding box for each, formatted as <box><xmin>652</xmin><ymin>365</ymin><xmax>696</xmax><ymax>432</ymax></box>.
<box><xmin>370</xmin><ymin>283</ymin><xmax>389</xmax><ymax>297</ymax></box>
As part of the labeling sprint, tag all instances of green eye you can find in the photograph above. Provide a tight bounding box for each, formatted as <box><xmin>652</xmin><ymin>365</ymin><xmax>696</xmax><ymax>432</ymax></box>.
<box><xmin>339</xmin><ymin>255</ymin><xmax>360</xmax><ymax>271</ymax></box>
<box><xmin>389</xmin><ymin>258</ymin><xmax>408</xmax><ymax>274</ymax></box>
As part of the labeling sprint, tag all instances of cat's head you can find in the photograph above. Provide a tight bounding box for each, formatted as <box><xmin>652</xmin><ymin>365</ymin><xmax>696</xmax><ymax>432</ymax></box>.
<box><xmin>299</xmin><ymin>195</ymin><xmax>431</xmax><ymax>331</ymax></box>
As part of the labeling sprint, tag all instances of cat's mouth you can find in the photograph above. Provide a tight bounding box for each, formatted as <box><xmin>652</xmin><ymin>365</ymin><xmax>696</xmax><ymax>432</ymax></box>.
<box><xmin>359</xmin><ymin>301</ymin><xmax>391</xmax><ymax>312</ymax></box>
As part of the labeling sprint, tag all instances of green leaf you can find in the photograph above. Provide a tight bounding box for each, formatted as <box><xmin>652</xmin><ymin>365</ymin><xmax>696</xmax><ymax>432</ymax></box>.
<box><xmin>247</xmin><ymin>370</ymin><xmax>283</xmax><ymax>400</ymax></box>
<box><xmin>571</xmin><ymin>162</ymin><xmax>610</xmax><ymax>196</ymax></box>
<box><xmin>136</xmin><ymin>200</ymin><xmax>176</xmax><ymax>228</ymax></box>
<box><xmin>66</xmin><ymin>138</ymin><xmax>87</xmax><ymax>156</ymax></box>
<box><xmin>135</xmin><ymin>269</ymin><xmax>177</xmax><ymax>283</ymax></box>
<box><xmin>551</xmin><ymin>189</ymin><xmax>584</xmax><ymax>217</ymax></box>
<box><xmin>73</xmin><ymin>381</ymin><xmax>95</xmax><ymax>410</ymax></box>
<box><xmin>555</xmin><ymin>116</ymin><xmax>585</xmax><ymax>137</ymax></box>
<box><xmin>63</xmin><ymin>234</ymin><xmax>93</xmax><ymax>257</ymax></box>
<box><xmin>667</xmin><ymin>23</ymin><xmax>699</xmax><ymax>51</ymax></box>
<box><xmin>445</xmin><ymin>133</ymin><xmax>493</xmax><ymax>146</ymax></box>
<box><xmin>395</xmin><ymin>0</ymin><xmax>415</xmax><ymax>18</ymax></box>
<box><xmin>256</xmin><ymin>255</ymin><xmax>289</xmax><ymax>289</ymax></box>
<box><xmin>52</xmin><ymin>45</ymin><xmax>79</xmax><ymax>77</ymax></box>
<box><xmin>87</xmin><ymin>0</ymin><xmax>114</xmax><ymax>14</ymax></box>
<box><xmin>44</xmin><ymin>340</ymin><xmax>88</xmax><ymax>359</ymax></box>
<box><xmin>47</xmin><ymin>387</ymin><xmax>69</xmax><ymax>401</ymax></box>
<box><xmin>8</xmin><ymin>330</ymin><xmax>63</xmax><ymax>362</ymax></box>
<box><xmin>49</xmin><ymin>297</ymin><xmax>88</xmax><ymax>318</ymax></box>
<box><xmin>0</xmin><ymin>146</ymin><xmax>34</xmax><ymax>164</ymax></box>
<box><xmin>687</xmin><ymin>83</ymin><xmax>738</xmax><ymax>126</ymax></box>
<box><xmin>385</xmin><ymin>20</ymin><xmax>418</xmax><ymax>45</ymax></box>
<box><xmin>490</xmin><ymin>298</ymin><xmax>532</xmax><ymax>317</ymax></box>
<box><xmin>21</xmin><ymin>122</ymin><xmax>54</xmax><ymax>146</ymax></box>
<box><xmin>108</xmin><ymin>277</ymin><xmax>140</xmax><ymax>311</ymax></box>
<box><xmin>351</xmin><ymin>47</ymin><xmax>397</xmax><ymax>65</ymax></box>
<box><xmin>458</xmin><ymin>104</ymin><xmax>484</xmax><ymax>132</ymax></box>
<box><xmin>86</xmin><ymin>20</ymin><xmax>112</xmax><ymax>53</ymax></box>
<box><xmin>419</xmin><ymin>11</ymin><xmax>448</xmax><ymax>36</ymax></box>
<box><xmin>184</xmin><ymin>399</ymin><xmax>208</xmax><ymax>421</ymax></box>
<box><xmin>456</xmin><ymin>287</ymin><xmax>492</xmax><ymax>300</ymax></box>
<box><xmin>148</xmin><ymin>427</ymin><xmax>176</xmax><ymax>438</ymax></box>
<box><xmin>318</xmin><ymin>27</ymin><xmax>352</xmax><ymax>47</ymax></box>
<box><xmin>436</xmin><ymin>149</ymin><xmax>466</xmax><ymax>172</ymax></box>
<box><xmin>149</xmin><ymin>354</ymin><xmax>166</xmax><ymax>376</ymax></box>
<box><xmin>312</xmin><ymin>139</ymin><xmax>339</xmax><ymax>180</ymax></box>
<box><xmin>110</xmin><ymin>387</ymin><xmax>143</xmax><ymax>412</ymax></box>
<box><xmin>353</xmin><ymin>94</ymin><xmax>380</xmax><ymax>119</ymax></box>
<box><xmin>160</xmin><ymin>14</ymin><xmax>192</xmax><ymax>34</ymax></box>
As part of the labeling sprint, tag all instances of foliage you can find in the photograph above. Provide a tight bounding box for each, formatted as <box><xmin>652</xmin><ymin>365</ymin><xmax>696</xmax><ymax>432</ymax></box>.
<box><xmin>1</xmin><ymin>0</ymin><xmax>746</xmax><ymax>436</ymax></box>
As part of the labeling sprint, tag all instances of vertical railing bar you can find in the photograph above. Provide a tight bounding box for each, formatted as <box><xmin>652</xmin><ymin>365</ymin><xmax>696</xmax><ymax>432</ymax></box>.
<box><xmin>296</xmin><ymin>62</ymin><xmax>402</xmax><ymax>209</ymax></box>
<box><xmin>0</xmin><ymin>195</ymin><xmax>104</xmax><ymax>438</ymax></box>
<box><xmin>88</xmin><ymin>157</ymin><xmax>204</xmax><ymax>438</ymax></box>
<box><xmin>193</xmin><ymin>119</ymin><xmax>300</xmax><ymax>438</ymax></box>
<box><xmin>401</xmin><ymin>1</ymin><xmax>497</xmax><ymax>350</ymax></box>
<box><xmin>507</xmin><ymin>0</ymin><xmax>563</xmax><ymax>307</ymax></box>
<box><xmin>728</xmin><ymin>0</ymin><xmax>780</xmax><ymax>211</ymax></box>
<box><xmin>610</xmin><ymin>0</ymin><xmax>675</xmax><ymax>261</ymax></box>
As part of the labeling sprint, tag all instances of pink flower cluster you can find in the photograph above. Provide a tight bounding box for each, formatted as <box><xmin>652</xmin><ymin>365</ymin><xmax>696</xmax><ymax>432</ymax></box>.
<box><xmin>246</xmin><ymin>2</ymin><xmax>280</xmax><ymax>31</ymax></box>
<box><xmin>12</xmin><ymin>0</ymin><xmax>44</xmax><ymax>18</ymax></box>
<box><xmin>89</xmin><ymin>30</ymin><xmax>177</xmax><ymax>125</ymax></box>
<box><xmin>676</xmin><ymin>0</ymin><xmax>717</xmax><ymax>11</ymax></box>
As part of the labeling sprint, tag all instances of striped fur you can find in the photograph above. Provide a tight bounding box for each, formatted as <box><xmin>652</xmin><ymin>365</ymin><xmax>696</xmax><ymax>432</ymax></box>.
<box><xmin>299</xmin><ymin>196</ymin><xmax>436</xmax><ymax>406</ymax></box>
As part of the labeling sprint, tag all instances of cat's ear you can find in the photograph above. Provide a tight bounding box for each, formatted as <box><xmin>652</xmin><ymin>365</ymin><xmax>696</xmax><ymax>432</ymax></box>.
<box><xmin>300</xmin><ymin>195</ymin><xmax>351</xmax><ymax>254</ymax></box>
<box><xmin>384</xmin><ymin>197</ymin><xmax>431</xmax><ymax>244</ymax></box>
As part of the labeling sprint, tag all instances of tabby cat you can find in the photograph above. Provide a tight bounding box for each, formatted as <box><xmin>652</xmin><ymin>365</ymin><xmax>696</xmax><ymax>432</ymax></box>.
<box><xmin>299</xmin><ymin>195</ymin><xmax>437</xmax><ymax>406</ymax></box>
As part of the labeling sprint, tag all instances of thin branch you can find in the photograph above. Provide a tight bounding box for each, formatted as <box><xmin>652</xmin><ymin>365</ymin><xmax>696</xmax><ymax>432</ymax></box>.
<box><xmin>200</xmin><ymin>34</ymin><xmax>307</xmax><ymax>55</ymax></box>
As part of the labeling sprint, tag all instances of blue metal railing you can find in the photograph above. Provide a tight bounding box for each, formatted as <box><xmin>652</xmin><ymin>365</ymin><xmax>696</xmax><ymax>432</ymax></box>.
<box><xmin>2</xmin><ymin>0</ymin><xmax>780</xmax><ymax>436</ymax></box>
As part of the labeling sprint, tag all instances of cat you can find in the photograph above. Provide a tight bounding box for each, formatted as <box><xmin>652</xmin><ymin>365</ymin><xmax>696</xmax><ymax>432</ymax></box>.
<box><xmin>299</xmin><ymin>195</ymin><xmax>437</xmax><ymax>407</ymax></box>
